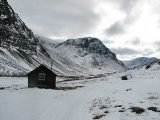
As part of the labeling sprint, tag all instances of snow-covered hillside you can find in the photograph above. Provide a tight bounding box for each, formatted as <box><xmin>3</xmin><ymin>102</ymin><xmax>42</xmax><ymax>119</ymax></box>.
<box><xmin>0</xmin><ymin>47</ymin><xmax>52</xmax><ymax>76</ymax></box>
<box><xmin>0</xmin><ymin>36</ymin><xmax>126</xmax><ymax>76</ymax></box>
<box><xmin>0</xmin><ymin>0</ymin><xmax>52</xmax><ymax>76</ymax></box>
<box><xmin>40</xmin><ymin>37</ymin><xmax>126</xmax><ymax>75</ymax></box>
<box><xmin>0</xmin><ymin>60</ymin><xmax>160</xmax><ymax>120</ymax></box>
<box><xmin>123</xmin><ymin>57</ymin><xmax>158</xmax><ymax>69</ymax></box>
<box><xmin>121</xmin><ymin>60</ymin><xmax>160</xmax><ymax>80</ymax></box>
<box><xmin>0</xmin><ymin>0</ymin><xmax>42</xmax><ymax>52</ymax></box>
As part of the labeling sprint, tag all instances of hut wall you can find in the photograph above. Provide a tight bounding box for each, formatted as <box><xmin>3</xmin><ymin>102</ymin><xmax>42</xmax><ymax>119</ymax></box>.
<box><xmin>28</xmin><ymin>65</ymin><xmax>56</xmax><ymax>89</ymax></box>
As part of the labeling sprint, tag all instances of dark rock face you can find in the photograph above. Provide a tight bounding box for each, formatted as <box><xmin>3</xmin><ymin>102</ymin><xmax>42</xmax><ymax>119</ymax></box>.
<box><xmin>121</xmin><ymin>76</ymin><xmax>128</xmax><ymax>80</ymax></box>
<box><xmin>0</xmin><ymin>0</ymin><xmax>38</xmax><ymax>53</ymax></box>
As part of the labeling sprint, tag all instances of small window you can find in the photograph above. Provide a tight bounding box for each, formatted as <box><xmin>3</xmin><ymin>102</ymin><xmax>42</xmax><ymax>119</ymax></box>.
<box><xmin>38</xmin><ymin>73</ymin><xmax>46</xmax><ymax>81</ymax></box>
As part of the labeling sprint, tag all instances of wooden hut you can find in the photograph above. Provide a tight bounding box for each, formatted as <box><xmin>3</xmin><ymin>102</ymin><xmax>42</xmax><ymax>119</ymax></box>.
<box><xmin>27</xmin><ymin>64</ymin><xmax>57</xmax><ymax>89</ymax></box>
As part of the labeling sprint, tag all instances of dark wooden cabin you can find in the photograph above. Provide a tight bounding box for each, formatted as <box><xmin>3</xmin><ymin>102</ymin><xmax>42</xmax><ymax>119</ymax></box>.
<box><xmin>27</xmin><ymin>64</ymin><xmax>57</xmax><ymax>89</ymax></box>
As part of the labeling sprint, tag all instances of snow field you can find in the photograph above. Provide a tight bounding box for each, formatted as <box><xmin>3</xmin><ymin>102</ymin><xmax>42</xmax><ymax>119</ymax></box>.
<box><xmin>0</xmin><ymin>68</ymin><xmax>160</xmax><ymax>120</ymax></box>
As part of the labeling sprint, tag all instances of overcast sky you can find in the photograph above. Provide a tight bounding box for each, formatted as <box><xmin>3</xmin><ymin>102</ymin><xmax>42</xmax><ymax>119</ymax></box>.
<box><xmin>8</xmin><ymin>0</ymin><xmax>160</xmax><ymax>60</ymax></box>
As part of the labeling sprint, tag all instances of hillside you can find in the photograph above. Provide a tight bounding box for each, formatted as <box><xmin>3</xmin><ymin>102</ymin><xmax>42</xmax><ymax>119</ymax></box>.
<box><xmin>123</xmin><ymin>59</ymin><xmax>160</xmax><ymax>79</ymax></box>
<box><xmin>123</xmin><ymin>57</ymin><xmax>158</xmax><ymax>69</ymax></box>
<box><xmin>40</xmin><ymin>37</ymin><xmax>126</xmax><ymax>75</ymax></box>
<box><xmin>0</xmin><ymin>0</ymin><xmax>51</xmax><ymax>76</ymax></box>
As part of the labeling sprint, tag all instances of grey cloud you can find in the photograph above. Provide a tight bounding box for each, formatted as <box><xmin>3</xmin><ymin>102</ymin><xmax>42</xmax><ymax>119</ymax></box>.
<box><xmin>131</xmin><ymin>38</ymin><xmax>140</xmax><ymax>45</ymax></box>
<box><xmin>8</xmin><ymin>0</ymin><xmax>100</xmax><ymax>38</ymax></box>
<box><xmin>103</xmin><ymin>0</ymin><xmax>140</xmax><ymax>36</ymax></box>
<box><xmin>105</xmin><ymin>22</ymin><xmax>125</xmax><ymax>36</ymax></box>
<box><xmin>105</xmin><ymin>0</ymin><xmax>139</xmax><ymax>13</ymax></box>
<box><xmin>111</xmin><ymin>47</ymin><xmax>140</xmax><ymax>55</ymax></box>
<box><xmin>119</xmin><ymin>0</ymin><xmax>141</xmax><ymax>25</ymax></box>
<box><xmin>153</xmin><ymin>41</ymin><xmax>160</xmax><ymax>51</ymax></box>
<box><xmin>119</xmin><ymin>0</ymin><xmax>139</xmax><ymax>13</ymax></box>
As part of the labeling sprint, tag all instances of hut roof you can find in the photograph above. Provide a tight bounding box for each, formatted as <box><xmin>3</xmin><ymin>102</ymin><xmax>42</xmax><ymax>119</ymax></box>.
<box><xmin>27</xmin><ymin>64</ymin><xmax>57</xmax><ymax>76</ymax></box>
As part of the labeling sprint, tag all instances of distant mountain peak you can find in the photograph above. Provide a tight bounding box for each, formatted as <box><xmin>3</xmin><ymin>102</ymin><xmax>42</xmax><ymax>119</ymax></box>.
<box><xmin>123</xmin><ymin>57</ymin><xmax>158</xmax><ymax>68</ymax></box>
<box><xmin>54</xmin><ymin>37</ymin><xmax>126</xmax><ymax>72</ymax></box>
<box><xmin>64</xmin><ymin>37</ymin><xmax>103</xmax><ymax>49</ymax></box>
<box><xmin>56</xmin><ymin>37</ymin><xmax>118</xmax><ymax>60</ymax></box>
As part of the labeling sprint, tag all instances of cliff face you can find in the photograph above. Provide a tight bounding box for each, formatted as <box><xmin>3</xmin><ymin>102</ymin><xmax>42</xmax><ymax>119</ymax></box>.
<box><xmin>57</xmin><ymin>37</ymin><xmax>117</xmax><ymax>60</ymax></box>
<box><xmin>0</xmin><ymin>0</ymin><xmax>39</xmax><ymax>52</ymax></box>
<box><xmin>0</xmin><ymin>0</ymin><xmax>51</xmax><ymax>76</ymax></box>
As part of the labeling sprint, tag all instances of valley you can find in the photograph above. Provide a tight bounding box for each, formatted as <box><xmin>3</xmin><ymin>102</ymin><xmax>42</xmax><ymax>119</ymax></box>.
<box><xmin>0</xmin><ymin>60</ymin><xmax>160</xmax><ymax>120</ymax></box>
<box><xmin>1</xmin><ymin>0</ymin><xmax>160</xmax><ymax>120</ymax></box>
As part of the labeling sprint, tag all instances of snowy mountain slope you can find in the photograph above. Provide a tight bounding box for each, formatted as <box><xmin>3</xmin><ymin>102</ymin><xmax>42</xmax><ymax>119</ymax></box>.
<box><xmin>37</xmin><ymin>35</ymin><xmax>63</xmax><ymax>47</ymax></box>
<box><xmin>0</xmin><ymin>0</ymin><xmax>80</xmax><ymax>76</ymax></box>
<box><xmin>40</xmin><ymin>37</ymin><xmax>126</xmax><ymax>75</ymax></box>
<box><xmin>0</xmin><ymin>47</ymin><xmax>51</xmax><ymax>76</ymax></box>
<box><xmin>0</xmin><ymin>60</ymin><xmax>160</xmax><ymax>120</ymax></box>
<box><xmin>116</xmin><ymin>60</ymin><xmax>160</xmax><ymax>81</ymax></box>
<box><xmin>0</xmin><ymin>0</ymin><xmax>39</xmax><ymax>52</ymax></box>
<box><xmin>0</xmin><ymin>0</ymin><xmax>53</xmax><ymax>76</ymax></box>
<box><xmin>123</xmin><ymin>57</ymin><xmax>158</xmax><ymax>69</ymax></box>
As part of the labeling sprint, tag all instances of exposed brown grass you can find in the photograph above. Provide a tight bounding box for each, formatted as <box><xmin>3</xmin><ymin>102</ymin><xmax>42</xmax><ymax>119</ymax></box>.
<box><xmin>115</xmin><ymin>105</ymin><xmax>123</xmax><ymax>108</ymax></box>
<box><xmin>119</xmin><ymin>110</ymin><xmax>125</xmax><ymax>112</ymax></box>
<box><xmin>104</xmin><ymin>110</ymin><xmax>109</xmax><ymax>113</ymax></box>
<box><xmin>148</xmin><ymin>107</ymin><xmax>159</xmax><ymax>112</ymax></box>
<box><xmin>126</xmin><ymin>88</ymin><xmax>132</xmax><ymax>91</ymax></box>
<box><xmin>93</xmin><ymin>114</ymin><xmax>105</xmax><ymax>119</ymax></box>
<box><xmin>0</xmin><ymin>87</ymin><xmax>5</xmax><ymax>90</ymax></box>
<box><xmin>55</xmin><ymin>86</ymin><xmax>83</xmax><ymax>91</ymax></box>
<box><xmin>148</xmin><ymin>96</ymin><xmax>158</xmax><ymax>100</ymax></box>
<box><xmin>130</xmin><ymin>107</ymin><xmax>145</xmax><ymax>114</ymax></box>
<box><xmin>99</xmin><ymin>106</ymin><xmax>108</xmax><ymax>109</ymax></box>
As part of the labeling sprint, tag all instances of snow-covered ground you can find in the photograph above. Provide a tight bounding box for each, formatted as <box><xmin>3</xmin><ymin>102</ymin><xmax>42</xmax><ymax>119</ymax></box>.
<box><xmin>0</xmin><ymin>62</ymin><xmax>160</xmax><ymax>120</ymax></box>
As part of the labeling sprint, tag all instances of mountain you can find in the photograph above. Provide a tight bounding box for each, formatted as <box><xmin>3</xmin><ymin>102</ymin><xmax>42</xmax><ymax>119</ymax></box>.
<box><xmin>0</xmin><ymin>0</ymin><xmax>126</xmax><ymax>76</ymax></box>
<box><xmin>120</xmin><ymin>59</ymin><xmax>160</xmax><ymax>80</ymax></box>
<box><xmin>123</xmin><ymin>57</ymin><xmax>158</xmax><ymax>69</ymax></box>
<box><xmin>38</xmin><ymin>36</ymin><xmax>126</xmax><ymax>76</ymax></box>
<box><xmin>0</xmin><ymin>0</ymin><xmax>51</xmax><ymax>76</ymax></box>
<box><xmin>0</xmin><ymin>0</ymin><xmax>40</xmax><ymax>52</ymax></box>
<box><xmin>52</xmin><ymin>37</ymin><xmax>126</xmax><ymax>74</ymax></box>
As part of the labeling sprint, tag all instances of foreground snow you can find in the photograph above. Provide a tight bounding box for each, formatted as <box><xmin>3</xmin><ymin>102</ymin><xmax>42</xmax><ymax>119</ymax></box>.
<box><xmin>0</xmin><ymin>68</ymin><xmax>160</xmax><ymax>120</ymax></box>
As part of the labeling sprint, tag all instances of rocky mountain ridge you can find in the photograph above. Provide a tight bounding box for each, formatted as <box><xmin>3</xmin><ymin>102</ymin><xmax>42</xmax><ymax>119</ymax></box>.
<box><xmin>123</xmin><ymin>57</ymin><xmax>158</xmax><ymax>69</ymax></box>
<box><xmin>56</xmin><ymin>37</ymin><xmax>117</xmax><ymax>59</ymax></box>
<box><xmin>0</xmin><ymin>0</ymin><xmax>48</xmax><ymax>54</ymax></box>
